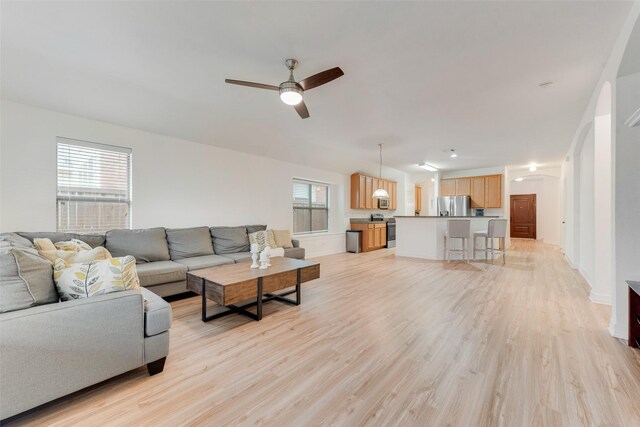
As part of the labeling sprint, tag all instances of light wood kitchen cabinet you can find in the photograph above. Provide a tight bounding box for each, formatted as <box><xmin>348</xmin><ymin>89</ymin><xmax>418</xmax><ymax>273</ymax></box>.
<box><xmin>485</xmin><ymin>174</ymin><xmax>502</xmax><ymax>208</ymax></box>
<box><xmin>440</xmin><ymin>179</ymin><xmax>456</xmax><ymax>196</ymax></box>
<box><xmin>440</xmin><ymin>174</ymin><xmax>503</xmax><ymax>208</ymax></box>
<box><xmin>415</xmin><ymin>185</ymin><xmax>422</xmax><ymax>213</ymax></box>
<box><xmin>350</xmin><ymin>222</ymin><xmax>387</xmax><ymax>252</ymax></box>
<box><xmin>455</xmin><ymin>178</ymin><xmax>471</xmax><ymax>196</ymax></box>
<box><xmin>350</xmin><ymin>173</ymin><xmax>398</xmax><ymax>210</ymax></box>
<box><xmin>365</xmin><ymin>176</ymin><xmax>373</xmax><ymax>209</ymax></box>
<box><xmin>471</xmin><ymin>176</ymin><xmax>486</xmax><ymax>208</ymax></box>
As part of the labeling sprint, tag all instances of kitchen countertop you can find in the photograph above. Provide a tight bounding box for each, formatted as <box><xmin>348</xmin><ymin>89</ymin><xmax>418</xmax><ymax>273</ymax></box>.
<box><xmin>350</xmin><ymin>218</ymin><xmax>395</xmax><ymax>224</ymax></box>
<box><xmin>394</xmin><ymin>216</ymin><xmax>501</xmax><ymax>218</ymax></box>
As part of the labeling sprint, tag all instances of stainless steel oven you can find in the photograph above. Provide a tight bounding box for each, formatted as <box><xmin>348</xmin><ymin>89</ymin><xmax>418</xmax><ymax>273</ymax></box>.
<box><xmin>386</xmin><ymin>219</ymin><xmax>396</xmax><ymax>248</ymax></box>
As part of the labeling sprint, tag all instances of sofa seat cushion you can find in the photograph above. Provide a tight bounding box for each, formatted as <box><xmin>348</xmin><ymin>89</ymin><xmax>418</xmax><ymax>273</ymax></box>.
<box><xmin>174</xmin><ymin>254</ymin><xmax>234</xmax><ymax>271</ymax></box>
<box><xmin>220</xmin><ymin>252</ymin><xmax>252</xmax><ymax>263</ymax></box>
<box><xmin>166</xmin><ymin>227</ymin><xmax>214</xmax><ymax>260</ymax></box>
<box><xmin>106</xmin><ymin>228</ymin><xmax>170</xmax><ymax>263</ymax></box>
<box><xmin>141</xmin><ymin>288</ymin><xmax>171</xmax><ymax>337</ymax></box>
<box><xmin>135</xmin><ymin>261</ymin><xmax>187</xmax><ymax>287</ymax></box>
<box><xmin>284</xmin><ymin>247</ymin><xmax>305</xmax><ymax>260</ymax></box>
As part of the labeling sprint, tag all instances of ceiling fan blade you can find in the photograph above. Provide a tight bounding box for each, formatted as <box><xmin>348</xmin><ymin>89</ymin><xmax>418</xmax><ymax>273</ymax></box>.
<box><xmin>298</xmin><ymin>67</ymin><xmax>344</xmax><ymax>91</ymax></box>
<box><xmin>225</xmin><ymin>79</ymin><xmax>279</xmax><ymax>91</ymax></box>
<box><xmin>294</xmin><ymin>100</ymin><xmax>310</xmax><ymax>119</ymax></box>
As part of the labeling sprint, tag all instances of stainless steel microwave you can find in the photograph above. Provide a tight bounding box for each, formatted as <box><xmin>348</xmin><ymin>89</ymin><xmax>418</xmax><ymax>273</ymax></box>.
<box><xmin>378</xmin><ymin>198</ymin><xmax>389</xmax><ymax>209</ymax></box>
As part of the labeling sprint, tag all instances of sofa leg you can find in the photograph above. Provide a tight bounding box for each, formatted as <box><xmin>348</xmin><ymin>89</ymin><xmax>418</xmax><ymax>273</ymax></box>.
<box><xmin>147</xmin><ymin>357</ymin><xmax>166</xmax><ymax>376</ymax></box>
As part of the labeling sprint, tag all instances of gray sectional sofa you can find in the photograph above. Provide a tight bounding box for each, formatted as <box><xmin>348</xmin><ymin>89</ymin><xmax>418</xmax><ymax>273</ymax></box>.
<box><xmin>16</xmin><ymin>225</ymin><xmax>305</xmax><ymax>297</ymax></box>
<box><xmin>1</xmin><ymin>225</ymin><xmax>303</xmax><ymax>420</ymax></box>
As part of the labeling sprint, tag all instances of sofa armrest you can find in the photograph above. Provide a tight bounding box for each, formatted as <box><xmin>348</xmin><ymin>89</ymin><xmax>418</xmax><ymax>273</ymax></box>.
<box><xmin>141</xmin><ymin>288</ymin><xmax>172</xmax><ymax>337</ymax></box>
<box><xmin>0</xmin><ymin>291</ymin><xmax>145</xmax><ymax>419</ymax></box>
<box><xmin>291</xmin><ymin>239</ymin><xmax>300</xmax><ymax>248</ymax></box>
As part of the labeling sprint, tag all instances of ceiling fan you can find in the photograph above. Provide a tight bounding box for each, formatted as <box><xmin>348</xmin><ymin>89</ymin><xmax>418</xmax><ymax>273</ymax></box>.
<box><xmin>225</xmin><ymin>59</ymin><xmax>344</xmax><ymax>119</ymax></box>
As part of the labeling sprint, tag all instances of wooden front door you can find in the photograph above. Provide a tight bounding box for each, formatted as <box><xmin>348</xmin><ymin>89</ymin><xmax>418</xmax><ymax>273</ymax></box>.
<box><xmin>510</xmin><ymin>194</ymin><xmax>536</xmax><ymax>239</ymax></box>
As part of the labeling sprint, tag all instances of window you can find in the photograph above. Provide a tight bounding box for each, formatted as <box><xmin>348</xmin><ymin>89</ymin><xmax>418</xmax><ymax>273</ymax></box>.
<box><xmin>56</xmin><ymin>138</ymin><xmax>132</xmax><ymax>233</ymax></box>
<box><xmin>293</xmin><ymin>179</ymin><xmax>329</xmax><ymax>234</ymax></box>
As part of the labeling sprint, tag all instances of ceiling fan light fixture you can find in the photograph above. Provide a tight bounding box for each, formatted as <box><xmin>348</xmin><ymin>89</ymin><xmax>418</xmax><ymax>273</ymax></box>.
<box><xmin>279</xmin><ymin>82</ymin><xmax>303</xmax><ymax>105</ymax></box>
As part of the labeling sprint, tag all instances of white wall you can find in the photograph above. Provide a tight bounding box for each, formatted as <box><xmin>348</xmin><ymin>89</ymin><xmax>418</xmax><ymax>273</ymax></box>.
<box><xmin>561</xmin><ymin>3</ymin><xmax>640</xmax><ymax>338</ymax></box>
<box><xmin>509</xmin><ymin>175</ymin><xmax>562</xmax><ymax>246</ymax></box>
<box><xmin>579</xmin><ymin>129</ymin><xmax>596</xmax><ymax>286</ymax></box>
<box><xmin>0</xmin><ymin>100</ymin><xmax>358</xmax><ymax>257</ymax></box>
<box><xmin>613</xmin><ymin>71</ymin><xmax>640</xmax><ymax>337</ymax></box>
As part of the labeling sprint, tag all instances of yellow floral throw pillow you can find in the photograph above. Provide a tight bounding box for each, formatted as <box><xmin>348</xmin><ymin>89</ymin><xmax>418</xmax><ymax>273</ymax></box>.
<box><xmin>53</xmin><ymin>256</ymin><xmax>140</xmax><ymax>301</ymax></box>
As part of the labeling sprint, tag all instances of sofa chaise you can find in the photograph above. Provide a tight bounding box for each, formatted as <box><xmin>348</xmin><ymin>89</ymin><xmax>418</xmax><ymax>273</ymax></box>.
<box><xmin>1</xmin><ymin>224</ymin><xmax>303</xmax><ymax>420</ymax></box>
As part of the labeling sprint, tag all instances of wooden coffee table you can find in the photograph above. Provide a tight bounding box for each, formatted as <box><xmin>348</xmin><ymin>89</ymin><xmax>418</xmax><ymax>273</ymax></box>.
<box><xmin>187</xmin><ymin>257</ymin><xmax>320</xmax><ymax>322</ymax></box>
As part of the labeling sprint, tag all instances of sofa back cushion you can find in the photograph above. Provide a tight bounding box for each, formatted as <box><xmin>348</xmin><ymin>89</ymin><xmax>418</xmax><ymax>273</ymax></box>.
<box><xmin>0</xmin><ymin>240</ymin><xmax>58</xmax><ymax>313</ymax></box>
<box><xmin>105</xmin><ymin>228</ymin><xmax>170</xmax><ymax>263</ymax></box>
<box><xmin>17</xmin><ymin>232</ymin><xmax>106</xmax><ymax>248</ymax></box>
<box><xmin>166</xmin><ymin>227</ymin><xmax>214</xmax><ymax>260</ymax></box>
<box><xmin>246</xmin><ymin>225</ymin><xmax>267</xmax><ymax>234</ymax></box>
<box><xmin>210</xmin><ymin>226</ymin><xmax>250</xmax><ymax>254</ymax></box>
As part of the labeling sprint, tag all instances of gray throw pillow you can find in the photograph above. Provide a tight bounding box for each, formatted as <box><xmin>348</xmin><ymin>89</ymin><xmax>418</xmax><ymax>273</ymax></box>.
<box><xmin>0</xmin><ymin>240</ymin><xmax>58</xmax><ymax>313</ymax></box>
<box><xmin>210</xmin><ymin>226</ymin><xmax>250</xmax><ymax>254</ymax></box>
<box><xmin>166</xmin><ymin>227</ymin><xmax>214</xmax><ymax>260</ymax></box>
<box><xmin>105</xmin><ymin>228</ymin><xmax>170</xmax><ymax>263</ymax></box>
<box><xmin>246</xmin><ymin>225</ymin><xmax>267</xmax><ymax>234</ymax></box>
<box><xmin>0</xmin><ymin>232</ymin><xmax>34</xmax><ymax>248</ymax></box>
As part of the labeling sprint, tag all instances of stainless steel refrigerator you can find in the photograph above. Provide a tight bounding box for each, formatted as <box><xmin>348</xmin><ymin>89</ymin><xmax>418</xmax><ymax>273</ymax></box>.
<box><xmin>437</xmin><ymin>195</ymin><xmax>471</xmax><ymax>217</ymax></box>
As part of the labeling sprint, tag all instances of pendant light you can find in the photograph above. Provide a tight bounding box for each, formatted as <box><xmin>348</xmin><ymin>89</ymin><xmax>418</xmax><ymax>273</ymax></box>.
<box><xmin>372</xmin><ymin>144</ymin><xmax>390</xmax><ymax>199</ymax></box>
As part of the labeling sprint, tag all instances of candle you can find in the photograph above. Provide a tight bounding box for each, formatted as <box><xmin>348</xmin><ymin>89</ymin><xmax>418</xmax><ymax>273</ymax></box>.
<box><xmin>260</xmin><ymin>251</ymin><xmax>268</xmax><ymax>262</ymax></box>
<box><xmin>251</xmin><ymin>243</ymin><xmax>259</xmax><ymax>253</ymax></box>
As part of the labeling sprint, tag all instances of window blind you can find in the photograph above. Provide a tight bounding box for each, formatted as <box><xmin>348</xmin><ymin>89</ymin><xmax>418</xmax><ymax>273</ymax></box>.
<box><xmin>293</xmin><ymin>179</ymin><xmax>329</xmax><ymax>234</ymax></box>
<box><xmin>56</xmin><ymin>138</ymin><xmax>132</xmax><ymax>233</ymax></box>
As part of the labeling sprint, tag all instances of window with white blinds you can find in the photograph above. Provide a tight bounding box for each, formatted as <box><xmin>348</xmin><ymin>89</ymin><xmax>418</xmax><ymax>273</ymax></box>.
<box><xmin>293</xmin><ymin>179</ymin><xmax>329</xmax><ymax>234</ymax></box>
<box><xmin>56</xmin><ymin>138</ymin><xmax>132</xmax><ymax>233</ymax></box>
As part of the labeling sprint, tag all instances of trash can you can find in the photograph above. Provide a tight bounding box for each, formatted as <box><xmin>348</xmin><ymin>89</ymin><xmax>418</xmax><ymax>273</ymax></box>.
<box><xmin>346</xmin><ymin>230</ymin><xmax>361</xmax><ymax>253</ymax></box>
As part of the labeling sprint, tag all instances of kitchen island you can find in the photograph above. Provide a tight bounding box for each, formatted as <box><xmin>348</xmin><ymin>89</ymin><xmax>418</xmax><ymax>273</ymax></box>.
<box><xmin>394</xmin><ymin>216</ymin><xmax>503</xmax><ymax>260</ymax></box>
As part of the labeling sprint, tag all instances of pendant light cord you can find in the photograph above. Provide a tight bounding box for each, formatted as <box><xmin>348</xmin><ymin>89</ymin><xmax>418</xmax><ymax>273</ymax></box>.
<box><xmin>379</xmin><ymin>144</ymin><xmax>383</xmax><ymax>179</ymax></box>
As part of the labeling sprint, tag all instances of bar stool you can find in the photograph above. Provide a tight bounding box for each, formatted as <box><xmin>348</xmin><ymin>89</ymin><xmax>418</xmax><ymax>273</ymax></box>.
<box><xmin>474</xmin><ymin>219</ymin><xmax>508</xmax><ymax>264</ymax></box>
<box><xmin>444</xmin><ymin>219</ymin><xmax>471</xmax><ymax>263</ymax></box>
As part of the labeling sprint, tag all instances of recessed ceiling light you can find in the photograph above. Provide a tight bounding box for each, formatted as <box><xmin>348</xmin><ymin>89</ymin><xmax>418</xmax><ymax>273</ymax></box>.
<box><xmin>450</xmin><ymin>153</ymin><xmax>458</xmax><ymax>158</ymax></box>
<box><xmin>529</xmin><ymin>164</ymin><xmax>537</xmax><ymax>172</ymax></box>
<box><xmin>539</xmin><ymin>81</ymin><xmax>554</xmax><ymax>88</ymax></box>
<box><xmin>419</xmin><ymin>163</ymin><xmax>438</xmax><ymax>172</ymax></box>
<box><xmin>431</xmin><ymin>178</ymin><xmax>436</xmax><ymax>182</ymax></box>
<box><xmin>515</xmin><ymin>177</ymin><xmax>524</xmax><ymax>182</ymax></box>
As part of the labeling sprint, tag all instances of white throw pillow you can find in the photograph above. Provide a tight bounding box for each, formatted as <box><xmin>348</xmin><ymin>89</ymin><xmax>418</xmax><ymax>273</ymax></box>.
<box><xmin>53</xmin><ymin>256</ymin><xmax>140</xmax><ymax>301</ymax></box>
<box><xmin>248</xmin><ymin>230</ymin><xmax>277</xmax><ymax>252</ymax></box>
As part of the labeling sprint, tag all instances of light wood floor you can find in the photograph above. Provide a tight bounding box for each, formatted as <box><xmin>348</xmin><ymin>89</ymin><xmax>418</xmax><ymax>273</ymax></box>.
<box><xmin>8</xmin><ymin>239</ymin><xmax>640</xmax><ymax>426</ymax></box>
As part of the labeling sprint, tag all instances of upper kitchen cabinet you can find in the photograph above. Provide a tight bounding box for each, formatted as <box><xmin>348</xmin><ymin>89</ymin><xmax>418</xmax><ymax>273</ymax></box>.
<box><xmin>455</xmin><ymin>178</ymin><xmax>471</xmax><ymax>196</ymax></box>
<box><xmin>350</xmin><ymin>173</ymin><xmax>398</xmax><ymax>210</ymax></box>
<box><xmin>440</xmin><ymin>174</ymin><xmax>503</xmax><ymax>208</ymax></box>
<box><xmin>484</xmin><ymin>174</ymin><xmax>502</xmax><ymax>208</ymax></box>
<box><xmin>471</xmin><ymin>176</ymin><xmax>486</xmax><ymax>208</ymax></box>
<box><xmin>440</xmin><ymin>179</ymin><xmax>456</xmax><ymax>196</ymax></box>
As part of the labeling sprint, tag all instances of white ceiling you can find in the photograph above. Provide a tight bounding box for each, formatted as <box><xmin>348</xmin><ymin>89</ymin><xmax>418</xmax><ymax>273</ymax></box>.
<box><xmin>1</xmin><ymin>1</ymin><xmax>633</xmax><ymax>177</ymax></box>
